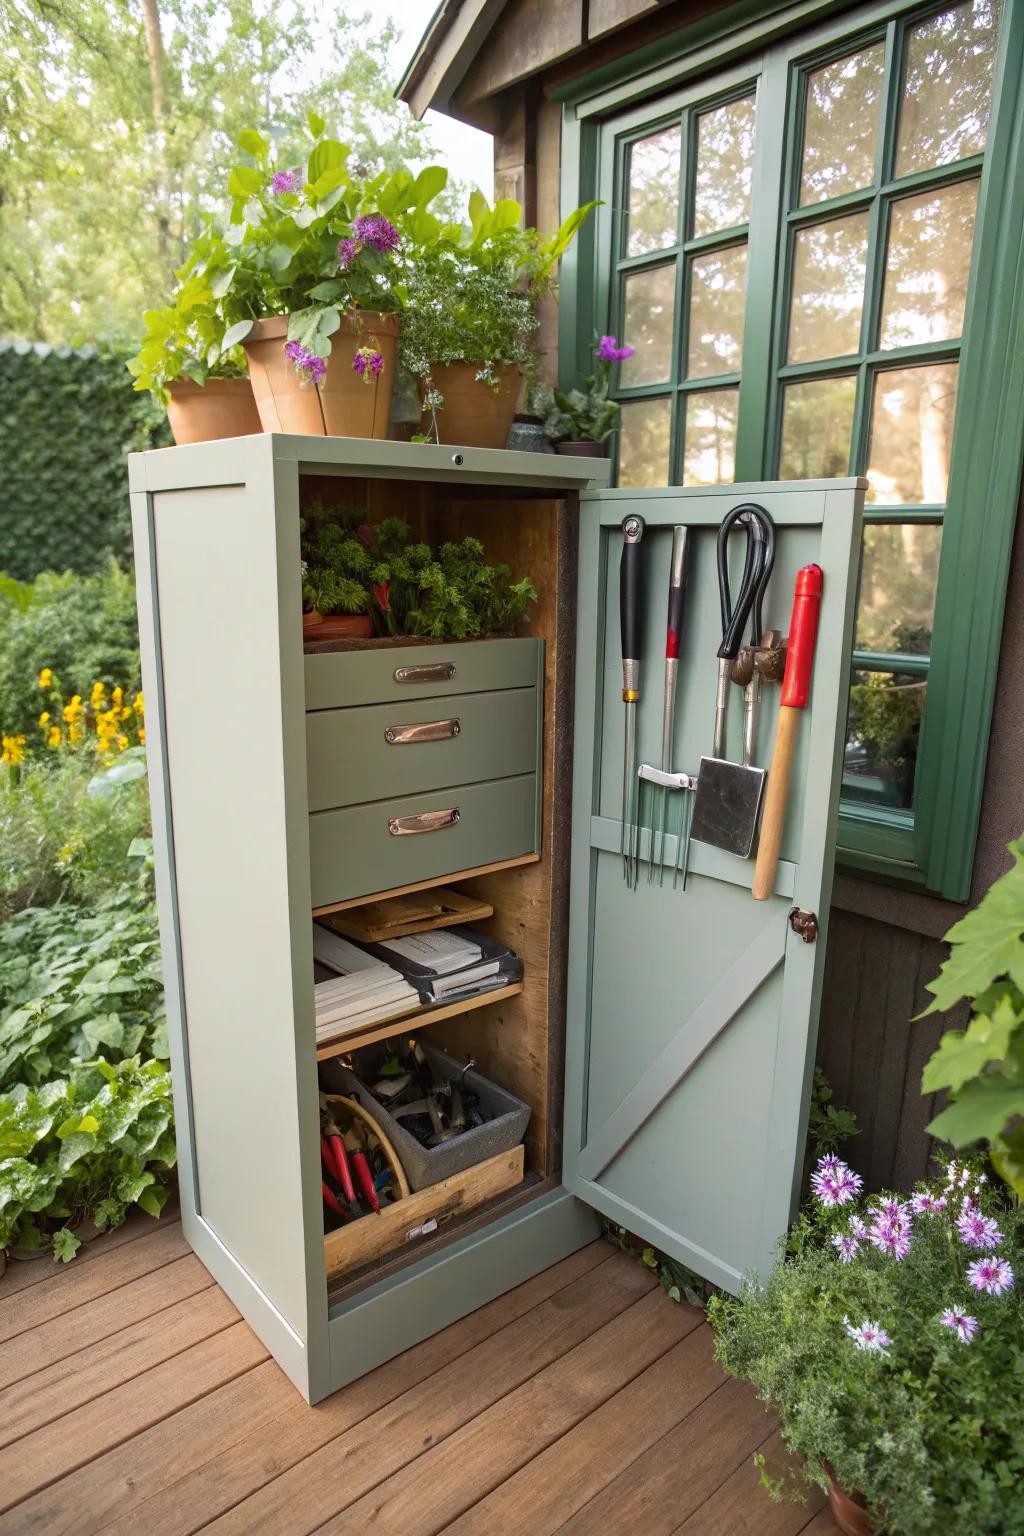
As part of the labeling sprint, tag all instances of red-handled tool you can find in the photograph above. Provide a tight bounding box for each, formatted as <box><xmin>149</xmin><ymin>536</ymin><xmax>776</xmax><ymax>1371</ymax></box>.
<box><xmin>322</xmin><ymin>1179</ymin><xmax>345</xmax><ymax>1218</ymax></box>
<box><xmin>351</xmin><ymin>1148</ymin><xmax>381</xmax><ymax>1214</ymax></box>
<box><xmin>752</xmin><ymin>564</ymin><xmax>823</xmax><ymax>901</ymax></box>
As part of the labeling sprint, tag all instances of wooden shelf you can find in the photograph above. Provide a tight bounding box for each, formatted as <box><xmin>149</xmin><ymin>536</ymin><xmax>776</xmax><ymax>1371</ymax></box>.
<box><xmin>312</xmin><ymin>855</ymin><xmax>539</xmax><ymax>916</ymax></box>
<box><xmin>315</xmin><ymin>983</ymin><xmax>524</xmax><ymax>1062</ymax></box>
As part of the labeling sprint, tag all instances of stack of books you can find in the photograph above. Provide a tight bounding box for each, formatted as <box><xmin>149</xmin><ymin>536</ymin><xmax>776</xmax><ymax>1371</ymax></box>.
<box><xmin>312</xmin><ymin>926</ymin><xmax>420</xmax><ymax>1042</ymax></box>
<box><xmin>370</xmin><ymin>927</ymin><xmax>522</xmax><ymax>1004</ymax></box>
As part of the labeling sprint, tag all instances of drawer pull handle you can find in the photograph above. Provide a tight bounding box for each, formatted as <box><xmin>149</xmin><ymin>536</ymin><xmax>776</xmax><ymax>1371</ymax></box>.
<box><xmin>394</xmin><ymin>661</ymin><xmax>457</xmax><ymax>685</ymax></box>
<box><xmin>385</xmin><ymin>718</ymin><xmax>461</xmax><ymax>746</ymax></box>
<box><xmin>388</xmin><ymin>807</ymin><xmax>461</xmax><ymax>836</ymax></box>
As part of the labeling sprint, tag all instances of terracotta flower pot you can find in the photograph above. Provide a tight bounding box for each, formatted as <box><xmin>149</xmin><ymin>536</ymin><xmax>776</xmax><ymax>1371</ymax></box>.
<box><xmin>243</xmin><ymin>313</ymin><xmax>398</xmax><ymax>438</ymax></box>
<box><xmin>556</xmin><ymin>439</ymin><xmax>607</xmax><ymax>458</ymax></box>
<box><xmin>426</xmin><ymin>363</ymin><xmax>520</xmax><ymax>450</ymax></box>
<box><xmin>303</xmin><ymin>610</ymin><xmax>374</xmax><ymax>641</ymax></box>
<box><xmin>828</xmin><ymin>1477</ymin><xmax>877</xmax><ymax>1535</ymax></box>
<box><xmin>165</xmin><ymin>377</ymin><xmax>262</xmax><ymax>446</ymax></box>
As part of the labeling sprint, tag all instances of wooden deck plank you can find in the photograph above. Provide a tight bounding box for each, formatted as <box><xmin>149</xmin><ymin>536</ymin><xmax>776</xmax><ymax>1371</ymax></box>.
<box><xmin>99</xmin><ymin>1242</ymin><xmax>616</xmax><ymax>1536</ymax></box>
<box><xmin>186</xmin><ymin>1250</ymin><xmax>656</xmax><ymax>1536</ymax></box>
<box><xmin>0</xmin><ymin>1285</ymin><xmax>238</xmax><ymax>1452</ymax></box>
<box><xmin>799</xmin><ymin>1511</ymin><xmax>841</xmax><ymax>1532</ymax></box>
<box><xmin>0</xmin><ymin>1206</ymin><xmax>176</xmax><ymax>1302</ymax></box>
<box><xmin>0</xmin><ymin>1220</ymin><xmax>188</xmax><ymax>1346</ymax></box>
<box><xmin>0</xmin><ymin>1321</ymin><xmax>268</xmax><ymax>1513</ymax></box>
<box><xmin>556</xmin><ymin>1375</ymin><xmax>775</xmax><ymax>1535</ymax></box>
<box><xmin>0</xmin><ymin>1254</ymin><xmax>214</xmax><ymax>1391</ymax></box>
<box><xmin>309</xmin><ymin>1287</ymin><xmax>699</xmax><ymax>1536</ymax></box>
<box><xmin>673</xmin><ymin>1427</ymin><xmax>828</xmax><ymax>1534</ymax></box>
<box><xmin>441</xmin><ymin>1320</ymin><xmax>720</xmax><ymax>1536</ymax></box>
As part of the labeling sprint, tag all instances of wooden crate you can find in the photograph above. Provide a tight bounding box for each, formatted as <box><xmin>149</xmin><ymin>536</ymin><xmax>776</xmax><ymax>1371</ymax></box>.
<box><xmin>323</xmin><ymin>1146</ymin><xmax>525</xmax><ymax>1281</ymax></box>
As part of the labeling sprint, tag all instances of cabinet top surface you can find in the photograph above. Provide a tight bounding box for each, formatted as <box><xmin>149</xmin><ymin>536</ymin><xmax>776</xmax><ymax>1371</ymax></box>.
<box><xmin>128</xmin><ymin>432</ymin><xmax>612</xmax><ymax>495</ymax></box>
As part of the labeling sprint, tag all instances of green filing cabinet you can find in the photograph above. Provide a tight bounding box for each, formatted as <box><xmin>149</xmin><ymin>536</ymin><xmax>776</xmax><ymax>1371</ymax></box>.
<box><xmin>130</xmin><ymin>432</ymin><xmax>862</xmax><ymax>1403</ymax></box>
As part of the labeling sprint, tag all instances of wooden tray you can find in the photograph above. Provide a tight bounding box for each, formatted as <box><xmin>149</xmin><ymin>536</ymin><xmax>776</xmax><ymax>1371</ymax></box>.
<box><xmin>323</xmin><ymin>1145</ymin><xmax>525</xmax><ymax>1280</ymax></box>
<box><xmin>317</xmin><ymin>886</ymin><xmax>494</xmax><ymax>943</ymax></box>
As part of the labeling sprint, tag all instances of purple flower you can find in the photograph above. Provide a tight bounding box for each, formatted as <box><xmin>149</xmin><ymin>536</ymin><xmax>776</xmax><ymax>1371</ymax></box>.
<box><xmin>596</xmin><ymin>334</ymin><xmax>636</xmax><ymax>364</ymax></box>
<box><xmin>869</xmin><ymin>1222</ymin><xmax>912</xmax><ymax>1261</ymax></box>
<box><xmin>811</xmin><ymin>1156</ymin><xmax>863</xmax><ymax>1207</ymax></box>
<box><xmin>352</xmin><ymin>346</ymin><xmax>384</xmax><ymax>381</ymax></box>
<box><xmin>832</xmin><ymin>1234</ymin><xmax>861</xmax><ymax>1263</ymax></box>
<box><xmin>967</xmin><ymin>1256</ymin><xmax>1014</xmax><ymax>1296</ymax></box>
<box><xmin>271</xmin><ymin>168</ymin><xmax>302</xmax><ymax>196</ymax></box>
<box><xmin>844</xmin><ymin>1316</ymin><xmax>891</xmax><ymax>1355</ymax></box>
<box><xmin>939</xmin><ymin>1308</ymin><xmax>979</xmax><ymax>1343</ymax></box>
<box><xmin>337</xmin><ymin>238</ymin><xmax>358</xmax><ymax>269</ymax></box>
<box><xmin>284</xmin><ymin>339</ymin><xmax>326</xmax><ymax>385</ymax></box>
<box><xmin>956</xmin><ymin>1204</ymin><xmax>1003</xmax><ymax>1250</ymax></box>
<box><xmin>911</xmin><ymin>1191</ymin><xmax>946</xmax><ymax>1215</ymax></box>
<box><xmin>849</xmin><ymin>1215</ymin><xmax>869</xmax><ymax>1240</ymax></box>
<box><xmin>353</xmin><ymin>213</ymin><xmax>400</xmax><ymax>254</ymax></box>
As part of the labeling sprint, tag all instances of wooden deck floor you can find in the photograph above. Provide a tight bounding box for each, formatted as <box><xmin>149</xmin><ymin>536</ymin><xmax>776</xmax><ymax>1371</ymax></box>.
<box><xmin>0</xmin><ymin>1215</ymin><xmax>837</xmax><ymax>1534</ymax></box>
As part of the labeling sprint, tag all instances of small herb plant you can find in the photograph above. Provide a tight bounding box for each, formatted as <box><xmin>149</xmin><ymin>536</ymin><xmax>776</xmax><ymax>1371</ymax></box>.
<box><xmin>710</xmin><ymin>1155</ymin><xmax>1024</xmax><ymax>1536</ymax></box>
<box><xmin>127</xmin><ymin>225</ymin><xmax>249</xmax><ymax>403</ymax></box>
<box><xmin>301</xmin><ymin>504</ymin><xmax>538</xmax><ymax>640</ymax></box>
<box><xmin>533</xmin><ymin>334</ymin><xmax>635</xmax><ymax>445</ymax></box>
<box><xmin>919</xmin><ymin>834</ymin><xmax>1024</xmax><ymax>1198</ymax></box>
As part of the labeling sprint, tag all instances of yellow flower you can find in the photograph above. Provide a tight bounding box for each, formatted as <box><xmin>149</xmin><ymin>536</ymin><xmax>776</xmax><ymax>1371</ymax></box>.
<box><xmin>91</xmin><ymin>680</ymin><xmax>106</xmax><ymax>705</ymax></box>
<box><xmin>117</xmin><ymin>735</ymin><xmax>129</xmax><ymax>751</ymax></box>
<box><xmin>112</xmin><ymin>686</ymin><xmax>123</xmax><ymax>708</ymax></box>
<box><xmin>46</xmin><ymin>726</ymin><xmax>62</xmax><ymax>749</ymax></box>
<box><xmin>38</xmin><ymin>668</ymin><xmax>53</xmax><ymax>689</ymax></box>
<box><xmin>133</xmin><ymin>692</ymin><xmax>144</xmax><ymax>717</ymax></box>
<box><xmin>1</xmin><ymin>734</ymin><xmax>27</xmax><ymax>766</ymax></box>
<box><xmin>138</xmin><ymin>726</ymin><xmax>146</xmax><ymax>745</ymax></box>
<box><xmin>63</xmin><ymin>696</ymin><xmax>82</xmax><ymax>722</ymax></box>
<box><xmin>39</xmin><ymin>711</ymin><xmax>50</xmax><ymax>727</ymax></box>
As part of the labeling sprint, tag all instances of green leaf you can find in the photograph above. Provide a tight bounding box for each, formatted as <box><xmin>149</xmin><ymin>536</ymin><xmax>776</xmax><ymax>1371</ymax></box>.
<box><xmin>237</xmin><ymin>129</ymin><xmax>269</xmax><ymax>161</ymax></box>
<box><xmin>222</xmin><ymin>318</ymin><xmax>254</xmax><ymax>350</ymax></box>
<box><xmin>921</xmin><ymin>994</ymin><xmax>1023</xmax><ymax>1093</ymax></box>
<box><xmin>80</xmin><ymin>959</ymin><xmax>119</xmax><ymax>989</ymax></box>
<box><xmin>310</xmin><ymin>165</ymin><xmax>348</xmax><ymax>202</ymax></box>
<box><xmin>307</xmin><ymin>110</ymin><xmax>326</xmax><ymax>139</ymax></box>
<box><xmin>82</xmin><ymin>1014</ymin><xmax>126</xmax><ymax>1051</ymax></box>
<box><xmin>412</xmin><ymin>165</ymin><xmax>447</xmax><ymax>209</ymax></box>
<box><xmin>926</xmin><ymin>1076</ymin><xmax>1024</xmax><ymax>1145</ymax></box>
<box><xmin>921</xmin><ymin>836</ymin><xmax>1024</xmax><ymax>1013</ymax></box>
<box><xmin>137</xmin><ymin>1184</ymin><xmax>169</xmax><ymax>1218</ymax></box>
<box><xmin>52</xmin><ymin>1227</ymin><xmax>82</xmax><ymax>1263</ymax></box>
<box><xmin>991</xmin><ymin>1124</ymin><xmax>1024</xmax><ymax>1198</ymax></box>
<box><xmin>468</xmin><ymin>188</ymin><xmax>491</xmax><ymax>244</ymax></box>
<box><xmin>307</xmin><ymin>138</ymin><xmax>348</xmax><ymax>187</ymax></box>
<box><xmin>58</xmin><ymin>1131</ymin><xmax>96</xmax><ymax>1170</ymax></box>
<box><xmin>227</xmin><ymin>165</ymin><xmax>264</xmax><ymax>199</ymax></box>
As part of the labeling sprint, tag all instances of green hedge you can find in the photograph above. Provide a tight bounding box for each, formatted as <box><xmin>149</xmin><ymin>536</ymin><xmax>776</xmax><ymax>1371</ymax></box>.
<box><xmin>0</xmin><ymin>342</ymin><xmax>170</xmax><ymax>581</ymax></box>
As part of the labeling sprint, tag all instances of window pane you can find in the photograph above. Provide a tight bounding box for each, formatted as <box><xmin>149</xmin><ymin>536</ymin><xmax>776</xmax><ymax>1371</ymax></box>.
<box><xmin>779</xmin><ymin>375</ymin><xmax>857</xmax><ymax>479</ymax></box>
<box><xmin>879</xmin><ymin>179</ymin><xmax>979</xmax><ymax>349</ymax></box>
<box><xmin>687</xmin><ymin>244</ymin><xmax>747</xmax><ymax>378</ymax></box>
<box><xmin>896</xmin><ymin>0</ymin><xmax>1002</xmax><ymax>176</ymax></box>
<box><xmin>788</xmin><ymin>213</ymin><xmax>870</xmax><ymax>363</ymax></box>
<box><xmin>626</xmin><ymin>125</ymin><xmax>682</xmax><ymax>258</ymax></box>
<box><xmin>866</xmin><ymin>363</ymin><xmax>959</xmax><ymax>504</ymax></box>
<box><xmin>620</xmin><ymin>264</ymin><xmax>676</xmax><ymax>387</ymax></box>
<box><xmin>681</xmin><ymin>389</ymin><xmax>738</xmax><ymax>486</ymax></box>
<box><xmin>844</xmin><ymin>670</ymin><xmax>926</xmax><ymax>810</ymax></box>
<box><xmin>693</xmin><ymin>97</ymin><xmax>756</xmax><ymax>237</ymax></box>
<box><xmin>856</xmin><ymin>524</ymin><xmax>941</xmax><ymax>653</ymax></box>
<box><xmin>800</xmin><ymin>44</ymin><xmax>885</xmax><ymax>205</ymax></box>
<box><xmin>617</xmin><ymin>397</ymin><xmax>671</xmax><ymax>487</ymax></box>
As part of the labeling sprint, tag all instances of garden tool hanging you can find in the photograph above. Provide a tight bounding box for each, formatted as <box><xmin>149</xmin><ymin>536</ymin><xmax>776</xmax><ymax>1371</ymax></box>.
<box><xmin>636</xmin><ymin>525</ymin><xmax>696</xmax><ymax>886</ymax></box>
<box><xmin>690</xmin><ymin>503</ymin><xmax>776</xmax><ymax>860</ymax></box>
<box><xmin>618</xmin><ymin>513</ymin><xmax>646</xmax><ymax>886</ymax></box>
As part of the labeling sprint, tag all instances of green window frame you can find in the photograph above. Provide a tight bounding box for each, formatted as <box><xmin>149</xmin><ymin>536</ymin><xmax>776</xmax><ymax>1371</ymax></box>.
<box><xmin>557</xmin><ymin>0</ymin><xmax>1024</xmax><ymax>900</ymax></box>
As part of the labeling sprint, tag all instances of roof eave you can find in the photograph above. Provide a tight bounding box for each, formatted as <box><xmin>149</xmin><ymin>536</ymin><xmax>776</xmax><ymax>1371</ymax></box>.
<box><xmin>396</xmin><ymin>0</ymin><xmax>508</xmax><ymax>119</ymax></box>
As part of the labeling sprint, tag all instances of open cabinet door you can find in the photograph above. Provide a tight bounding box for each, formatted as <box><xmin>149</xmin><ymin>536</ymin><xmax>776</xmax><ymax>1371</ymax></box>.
<box><xmin>564</xmin><ymin>480</ymin><xmax>863</xmax><ymax>1291</ymax></box>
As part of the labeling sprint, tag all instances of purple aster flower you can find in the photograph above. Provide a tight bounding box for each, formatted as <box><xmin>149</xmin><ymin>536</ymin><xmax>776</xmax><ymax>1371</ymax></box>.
<box><xmin>284</xmin><ymin>340</ymin><xmax>326</xmax><ymax>385</ymax></box>
<box><xmin>939</xmin><ymin>1308</ymin><xmax>979</xmax><ymax>1343</ymax></box>
<box><xmin>956</xmin><ymin>1204</ymin><xmax>1003</xmax><ymax>1250</ymax></box>
<box><xmin>911</xmin><ymin>1191</ymin><xmax>945</xmax><ymax>1215</ymax></box>
<box><xmin>849</xmin><ymin>1215</ymin><xmax>869</xmax><ymax>1240</ymax></box>
<box><xmin>869</xmin><ymin>1221</ymin><xmax>912</xmax><ymax>1261</ymax></box>
<box><xmin>596</xmin><ymin>334</ymin><xmax>636</xmax><ymax>364</ymax></box>
<box><xmin>337</xmin><ymin>238</ymin><xmax>358</xmax><ymax>269</ymax></box>
<box><xmin>876</xmin><ymin>1198</ymin><xmax>910</xmax><ymax>1227</ymax></box>
<box><xmin>832</xmin><ymin>1234</ymin><xmax>861</xmax><ymax>1263</ymax></box>
<box><xmin>271</xmin><ymin>168</ymin><xmax>302</xmax><ymax>196</ymax></box>
<box><xmin>353</xmin><ymin>213</ymin><xmax>400</xmax><ymax>254</ymax></box>
<box><xmin>352</xmin><ymin>346</ymin><xmax>384</xmax><ymax>381</ymax></box>
<box><xmin>967</xmin><ymin>1256</ymin><xmax>1014</xmax><ymax>1296</ymax></box>
<box><xmin>844</xmin><ymin>1316</ymin><xmax>891</xmax><ymax>1355</ymax></box>
<box><xmin>811</xmin><ymin>1157</ymin><xmax>863</xmax><ymax>1207</ymax></box>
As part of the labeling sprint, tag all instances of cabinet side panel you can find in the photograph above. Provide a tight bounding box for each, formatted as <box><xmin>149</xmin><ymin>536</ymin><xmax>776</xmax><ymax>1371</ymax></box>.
<box><xmin>151</xmin><ymin>482</ymin><xmax>315</xmax><ymax>1339</ymax></box>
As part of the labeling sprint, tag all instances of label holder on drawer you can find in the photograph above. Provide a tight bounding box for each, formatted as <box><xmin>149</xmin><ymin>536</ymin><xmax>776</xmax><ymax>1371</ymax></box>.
<box><xmin>394</xmin><ymin>661</ymin><xmax>457</xmax><ymax>685</ymax></box>
<box><xmin>384</xmin><ymin>718</ymin><xmax>461</xmax><ymax>746</ymax></box>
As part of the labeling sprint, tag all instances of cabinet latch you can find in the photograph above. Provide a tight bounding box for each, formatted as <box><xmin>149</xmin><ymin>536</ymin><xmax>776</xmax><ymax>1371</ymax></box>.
<box><xmin>789</xmin><ymin>907</ymin><xmax>819</xmax><ymax>944</ymax></box>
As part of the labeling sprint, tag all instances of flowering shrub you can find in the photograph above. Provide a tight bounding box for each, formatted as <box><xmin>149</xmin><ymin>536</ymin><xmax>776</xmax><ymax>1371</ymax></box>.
<box><xmin>534</xmin><ymin>334</ymin><xmax>637</xmax><ymax>445</ymax></box>
<box><xmin>710</xmin><ymin>1157</ymin><xmax>1024</xmax><ymax>1534</ymax></box>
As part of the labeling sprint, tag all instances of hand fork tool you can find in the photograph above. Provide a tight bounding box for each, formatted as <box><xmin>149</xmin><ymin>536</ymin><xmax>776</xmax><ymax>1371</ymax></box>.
<box><xmin>618</xmin><ymin>514</ymin><xmax>646</xmax><ymax>887</ymax></box>
<box><xmin>639</xmin><ymin>526</ymin><xmax>689</xmax><ymax>883</ymax></box>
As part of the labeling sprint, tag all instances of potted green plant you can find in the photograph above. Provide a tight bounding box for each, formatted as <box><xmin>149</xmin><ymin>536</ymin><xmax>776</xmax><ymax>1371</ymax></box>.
<box><xmin>845</xmin><ymin>672</ymin><xmax>924</xmax><ymax>805</ymax></box>
<box><xmin>300</xmin><ymin>506</ymin><xmax>376</xmax><ymax>639</ymax></box>
<box><xmin>208</xmin><ymin>117</ymin><xmax>448</xmax><ymax>440</ymax></box>
<box><xmin>400</xmin><ymin>193</ymin><xmax>596</xmax><ymax>450</ymax></box>
<box><xmin>533</xmin><ymin>335</ymin><xmax>635</xmax><ymax>456</ymax></box>
<box><xmin>127</xmin><ymin>227</ymin><xmax>261</xmax><ymax>444</ymax></box>
<box><xmin>709</xmin><ymin>1152</ymin><xmax>1023</xmax><ymax>1536</ymax></box>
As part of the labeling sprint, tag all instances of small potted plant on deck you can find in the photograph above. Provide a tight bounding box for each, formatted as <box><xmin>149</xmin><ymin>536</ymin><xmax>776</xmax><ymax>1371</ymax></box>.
<box><xmin>709</xmin><ymin>1152</ymin><xmax>1024</xmax><ymax>1536</ymax></box>
<box><xmin>400</xmin><ymin>193</ymin><xmax>596</xmax><ymax>449</ymax></box>
<box><xmin>533</xmin><ymin>334</ymin><xmax>635</xmax><ymax>457</ymax></box>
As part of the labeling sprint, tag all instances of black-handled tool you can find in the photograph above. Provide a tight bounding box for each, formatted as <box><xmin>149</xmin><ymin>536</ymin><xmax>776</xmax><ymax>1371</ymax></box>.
<box><xmin>619</xmin><ymin>514</ymin><xmax>645</xmax><ymax>886</ymax></box>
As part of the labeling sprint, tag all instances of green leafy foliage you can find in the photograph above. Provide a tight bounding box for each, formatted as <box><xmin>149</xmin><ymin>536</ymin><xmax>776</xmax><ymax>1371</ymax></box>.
<box><xmin>920</xmin><ymin>837</ymin><xmax>1024</xmax><ymax>1193</ymax></box>
<box><xmin>0</xmin><ymin>346</ymin><xmax>169</xmax><ymax>581</ymax></box>
<box><xmin>532</xmin><ymin>340</ymin><xmax>622</xmax><ymax>444</ymax></box>
<box><xmin>0</xmin><ymin>562</ymin><xmax>141</xmax><ymax>741</ymax></box>
<box><xmin>806</xmin><ymin>1067</ymin><xmax>860</xmax><ymax>1162</ymax></box>
<box><xmin>710</xmin><ymin>1167</ymin><xmax>1024</xmax><ymax>1535</ymax></box>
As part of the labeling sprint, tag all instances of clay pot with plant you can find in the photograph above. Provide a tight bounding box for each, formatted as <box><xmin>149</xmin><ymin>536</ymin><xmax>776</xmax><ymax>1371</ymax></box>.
<box><xmin>533</xmin><ymin>334</ymin><xmax>635</xmax><ymax>456</ymax></box>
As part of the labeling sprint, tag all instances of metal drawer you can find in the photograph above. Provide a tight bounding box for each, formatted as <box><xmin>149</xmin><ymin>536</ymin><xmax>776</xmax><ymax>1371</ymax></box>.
<box><xmin>304</xmin><ymin>637</ymin><xmax>543</xmax><ymax>711</ymax></box>
<box><xmin>305</xmin><ymin>687</ymin><xmax>539</xmax><ymax>813</ymax></box>
<box><xmin>308</xmin><ymin>773</ymin><xmax>539</xmax><ymax>907</ymax></box>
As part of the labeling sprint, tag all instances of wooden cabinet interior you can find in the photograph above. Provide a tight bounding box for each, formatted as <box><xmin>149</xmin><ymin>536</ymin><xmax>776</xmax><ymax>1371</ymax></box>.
<box><xmin>303</xmin><ymin>473</ymin><xmax>578</xmax><ymax>1275</ymax></box>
